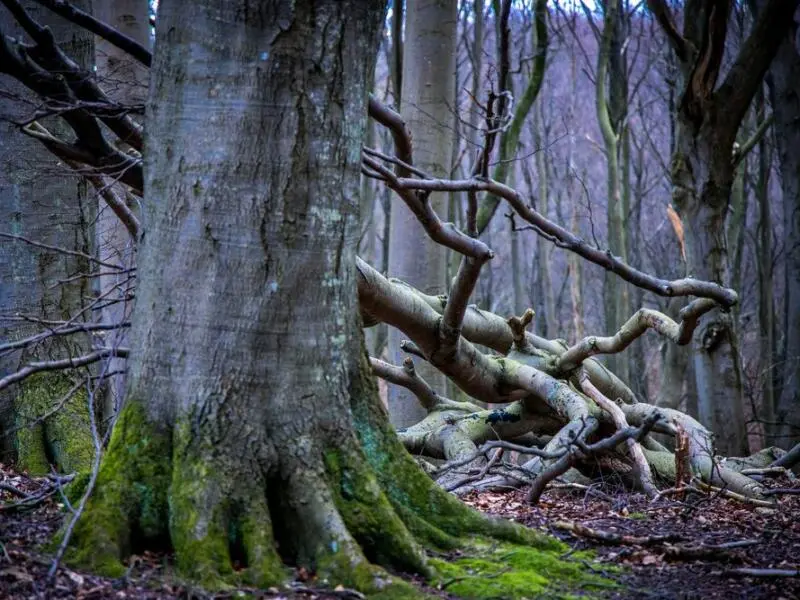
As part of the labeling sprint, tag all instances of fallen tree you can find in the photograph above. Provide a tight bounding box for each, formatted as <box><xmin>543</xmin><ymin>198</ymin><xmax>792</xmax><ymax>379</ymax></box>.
<box><xmin>358</xmin><ymin>94</ymin><xmax>780</xmax><ymax>505</ymax></box>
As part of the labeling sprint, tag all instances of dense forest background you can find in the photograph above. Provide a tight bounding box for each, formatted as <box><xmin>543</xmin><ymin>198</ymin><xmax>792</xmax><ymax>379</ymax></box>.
<box><xmin>359</xmin><ymin>0</ymin><xmax>798</xmax><ymax>455</ymax></box>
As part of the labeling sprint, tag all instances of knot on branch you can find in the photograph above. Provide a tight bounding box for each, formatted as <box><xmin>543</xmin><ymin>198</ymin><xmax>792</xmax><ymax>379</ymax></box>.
<box><xmin>701</xmin><ymin>322</ymin><xmax>727</xmax><ymax>352</ymax></box>
<box><xmin>506</xmin><ymin>308</ymin><xmax>535</xmax><ymax>350</ymax></box>
<box><xmin>402</xmin><ymin>357</ymin><xmax>416</xmax><ymax>376</ymax></box>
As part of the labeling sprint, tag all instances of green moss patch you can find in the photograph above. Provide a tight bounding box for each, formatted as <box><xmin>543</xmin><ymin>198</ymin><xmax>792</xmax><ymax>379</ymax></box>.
<box><xmin>15</xmin><ymin>373</ymin><xmax>92</xmax><ymax>476</ymax></box>
<box><xmin>64</xmin><ymin>400</ymin><xmax>172</xmax><ymax>576</ymax></box>
<box><xmin>430</xmin><ymin>539</ymin><xmax>616</xmax><ymax>599</ymax></box>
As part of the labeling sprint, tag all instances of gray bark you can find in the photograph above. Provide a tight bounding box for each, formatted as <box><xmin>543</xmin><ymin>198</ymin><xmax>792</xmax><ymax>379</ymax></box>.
<box><xmin>768</xmin><ymin>21</ymin><xmax>800</xmax><ymax>448</ymax></box>
<box><xmin>0</xmin><ymin>1</ymin><xmax>94</xmax><ymax>468</ymax></box>
<box><xmin>599</xmin><ymin>0</ymin><xmax>631</xmax><ymax>384</ymax></box>
<box><xmin>387</xmin><ymin>0</ymin><xmax>457</xmax><ymax>428</ymax></box>
<box><xmin>673</xmin><ymin>129</ymin><xmax>747</xmax><ymax>455</ymax></box>
<box><xmin>93</xmin><ymin>0</ymin><xmax>149</xmax><ymax>420</ymax></box>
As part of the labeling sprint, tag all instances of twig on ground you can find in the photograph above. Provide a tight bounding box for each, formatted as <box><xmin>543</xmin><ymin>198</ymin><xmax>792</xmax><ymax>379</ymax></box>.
<box><xmin>762</xmin><ymin>487</ymin><xmax>800</xmax><ymax>496</ymax></box>
<box><xmin>691</xmin><ymin>479</ymin><xmax>776</xmax><ymax>507</ymax></box>
<box><xmin>718</xmin><ymin>568</ymin><xmax>800</xmax><ymax>577</ymax></box>
<box><xmin>652</xmin><ymin>484</ymin><xmax>704</xmax><ymax>502</ymax></box>
<box><xmin>552</xmin><ymin>520</ymin><xmax>683</xmax><ymax>545</ymax></box>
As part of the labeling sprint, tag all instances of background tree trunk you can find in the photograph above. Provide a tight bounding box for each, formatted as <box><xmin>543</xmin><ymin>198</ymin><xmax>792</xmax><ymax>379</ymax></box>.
<box><xmin>672</xmin><ymin>127</ymin><xmax>748</xmax><ymax>455</ymax></box>
<box><xmin>768</xmin><ymin>24</ymin><xmax>800</xmax><ymax>448</ymax></box>
<box><xmin>387</xmin><ymin>0</ymin><xmax>457</xmax><ymax>428</ymax></box>
<box><xmin>597</xmin><ymin>0</ymin><xmax>631</xmax><ymax>384</ymax></box>
<box><xmin>0</xmin><ymin>1</ymin><xmax>95</xmax><ymax>473</ymax></box>
<box><xmin>93</xmin><ymin>0</ymin><xmax>149</xmax><ymax>421</ymax></box>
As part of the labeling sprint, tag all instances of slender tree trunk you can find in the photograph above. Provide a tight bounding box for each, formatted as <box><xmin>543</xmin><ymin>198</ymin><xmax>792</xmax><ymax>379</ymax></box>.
<box><xmin>532</xmin><ymin>105</ymin><xmax>556</xmax><ymax>338</ymax></box>
<box><xmin>768</xmin><ymin>26</ymin><xmax>800</xmax><ymax>448</ymax></box>
<box><xmin>727</xmin><ymin>152</ymin><xmax>747</xmax><ymax>301</ymax></box>
<box><xmin>387</xmin><ymin>0</ymin><xmax>456</xmax><ymax>427</ymax></box>
<box><xmin>568</xmin><ymin>201</ymin><xmax>584</xmax><ymax>342</ymax></box>
<box><xmin>597</xmin><ymin>0</ymin><xmax>630</xmax><ymax>384</ymax></box>
<box><xmin>93</xmin><ymin>0</ymin><xmax>149</xmax><ymax>422</ymax></box>
<box><xmin>753</xmin><ymin>93</ymin><xmax>775</xmax><ymax>447</ymax></box>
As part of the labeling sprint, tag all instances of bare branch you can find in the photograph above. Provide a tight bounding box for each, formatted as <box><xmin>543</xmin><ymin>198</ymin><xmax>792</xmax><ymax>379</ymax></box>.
<box><xmin>557</xmin><ymin>299</ymin><xmax>717</xmax><ymax>371</ymax></box>
<box><xmin>370</xmin><ymin>357</ymin><xmax>480</xmax><ymax>413</ymax></box>
<box><xmin>732</xmin><ymin>112</ymin><xmax>773</xmax><ymax>168</ymax></box>
<box><xmin>714</xmin><ymin>0</ymin><xmax>800</xmax><ymax>141</ymax></box>
<box><xmin>29</xmin><ymin>0</ymin><xmax>152</xmax><ymax>67</ymax></box>
<box><xmin>0</xmin><ymin>232</ymin><xmax>126</xmax><ymax>271</ymax></box>
<box><xmin>361</xmin><ymin>153</ymin><xmax>494</xmax><ymax>262</ymax></box>
<box><xmin>0</xmin><ymin>321</ymin><xmax>130</xmax><ymax>355</ymax></box>
<box><xmin>580</xmin><ymin>372</ymin><xmax>658</xmax><ymax>498</ymax></box>
<box><xmin>367</xmin><ymin>95</ymin><xmax>413</xmax><ymax>178</ymax></box>
<box><xmin>385</xmin><ymin>175</ymin><xmax>738</xmax><ymax>306</ymax></box>
<box><xmin>645</xmin><ymin>0</ymin><xmax>692</xmax><ymax>62</ymax></box>
<box><xmin>0</xmin><ymin>347</ymin><xmax>130</xmax><ymax>392</ymax></box>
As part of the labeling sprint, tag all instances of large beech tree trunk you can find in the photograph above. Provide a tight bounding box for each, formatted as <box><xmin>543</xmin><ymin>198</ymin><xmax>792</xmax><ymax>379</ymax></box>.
<box><xmin>68</xmin><ymin>0</ymin><xmax>538</xmax><ymax>589</ymax></box>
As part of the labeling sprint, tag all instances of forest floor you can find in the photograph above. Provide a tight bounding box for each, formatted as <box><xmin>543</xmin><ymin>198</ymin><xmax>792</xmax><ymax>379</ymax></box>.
<box><xmin>0</xmin><ymin>463</ymin><xmax>798</xmax><ymax>599</ymax></box>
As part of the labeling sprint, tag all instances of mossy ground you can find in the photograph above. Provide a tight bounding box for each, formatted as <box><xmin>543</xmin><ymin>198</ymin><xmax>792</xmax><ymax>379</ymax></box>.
<box><xmin>60</xmin><ymin>356</ymin><xmax>617</xmax><ymax>598</ymax></box>
<box><xmin>430</xmin><ymin>539</ymin><xmax>616</xmax><ymax>599</ymax></box>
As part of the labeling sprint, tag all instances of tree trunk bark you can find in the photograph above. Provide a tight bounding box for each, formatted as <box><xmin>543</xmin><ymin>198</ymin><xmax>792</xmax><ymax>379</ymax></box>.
<box><xmin>532</xmin><ymin>105</ymin><xmax>556</xmax><ymax>338</ymax></box>
<box><xmin>0</xmin><ymin>1</ymin><xmax>95</xmax><ymax>473</ymax></box>
<box><xmin>598</xmin><ymin>0</ymin><xmax>630</xmax><ymax>384</ymax></box>
<box><xmin>753</xmin><ymin>93</ymin><xmax>775</xmax><ymax>448</ymax></box>
<box><xmin>93</xmin><ymin>0</ymin><xmax>149</xmax><ymax>421</ymax></box>
<box><xmin>768</xmin><ymin>25</ymin><xmax>800</xmax><ymax>448</ymax></box>
<box><xmin>672</xmin><ymin>123</ymin><xmax>748</xmax><ymax>456</ymax></box>
<box><xmin>69</xmin><ymin>1</ymin><xmax>537</xmax><ymax>589</ymax></box>
<box><xmin>387</xmin><ymin>0</ymin><xmax>456</xmax><ymax>428</ymax></box>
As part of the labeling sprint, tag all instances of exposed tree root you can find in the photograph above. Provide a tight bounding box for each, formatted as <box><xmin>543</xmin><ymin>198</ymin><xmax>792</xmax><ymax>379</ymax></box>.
<box><xmin>66</xmin><ymin>354</ymin><xmax>589</xmax><ymax>597</ymax></box>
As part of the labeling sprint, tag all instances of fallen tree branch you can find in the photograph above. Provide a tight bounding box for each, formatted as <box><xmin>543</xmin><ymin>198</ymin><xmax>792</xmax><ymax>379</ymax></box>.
<box><xmin>369</xmin><ymin>357</ymin><xmax>479</xmax><ymax>413</ymax></box>
<box><xmin>719</xmin><ymin>568</ymin><xmax>800</xmax><ymax>578</ymax></box>
<box><xmin>552</xmin><ymin>520</ymin><xmax>683</xmax><ymax>546</ymax></box>
<box><xmin>762</xmin><ymin>487</ymin><xmax>800</xmax><ymax>496</ymax></box>
<box><xmin>558</xmin><ymin>300</ymin><xmax>717</xmax><ymax>371</ymax></box>
<box><xmin>372</xmin><ymin>173</ymin><xmax>737</xmax><ymax>307</ymax></box>
<box><xmin>579</xmin><ymin>372</ymin><xmax>658</xmax><ymax>498</ymax></box>
<box><xmin>691</xmin><ymin>479</ymin><xmax>776</xmax><ymax>508</ymax></box>
<box><xmin>770</xmin><ymin>441</ymin><xmax>800</xmax><ymax>469</ymax></box>
<box><xmin>554</xmin><ymin>521</ymin><xmax>759</xmax><ymax>561</ymax></box>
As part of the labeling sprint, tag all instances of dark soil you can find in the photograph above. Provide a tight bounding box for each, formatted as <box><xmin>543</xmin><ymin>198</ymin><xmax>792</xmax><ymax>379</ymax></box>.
<box><xmin>1</xmin><ymin>464</ymin><xmax>799</xmax><ymax>599</ymax></box>
<box><xmin>461</xmin><ymin>480</ymin><xmax>800</xmax><ymax>600</ymax></box>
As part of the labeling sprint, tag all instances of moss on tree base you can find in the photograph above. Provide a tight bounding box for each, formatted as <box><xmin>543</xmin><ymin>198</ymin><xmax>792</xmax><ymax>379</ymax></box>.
<box><xmin>62</xmin><ymin>395</ymin><xmax>614</xmax><ymax>598</ymax></box>
<box><xmin>65</xmin><ymin>400</ymin><xmax>171</xmax><ymax>578</ymax></box>
<box><xmin>15</xmin><ymin>373</ymin><xmax>93</xmax><ymax>477</ymax></box>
